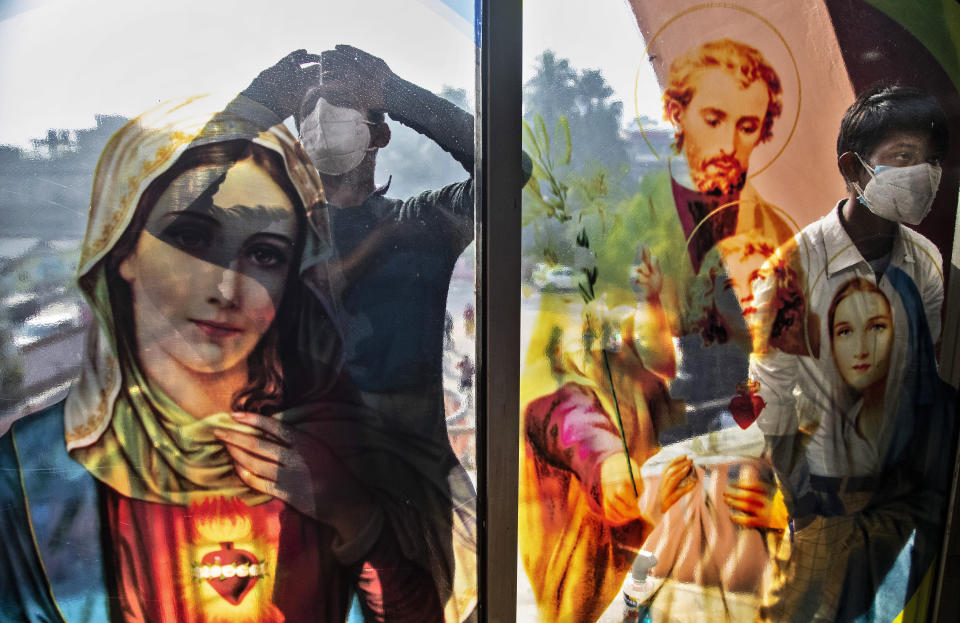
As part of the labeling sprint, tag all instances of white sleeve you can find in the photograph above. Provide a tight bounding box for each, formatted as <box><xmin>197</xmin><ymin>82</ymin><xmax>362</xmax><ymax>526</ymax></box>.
<box><xmin>748</xmin><ymin>258</ymin><xmax>800</xmax><ymax>436</ymax></box>
<box><xmin>750</xmin><ymin>349</ymin><xmax>800</xmax><ymax>436</ymax></box>
<box><xmin>920</xmin><ymin>242</ymin><xmax>944</xmax><ymax>344</ymax></box>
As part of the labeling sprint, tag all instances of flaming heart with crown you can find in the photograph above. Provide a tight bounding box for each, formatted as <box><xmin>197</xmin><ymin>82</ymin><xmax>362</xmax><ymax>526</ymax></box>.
<box><xmin>190</xmin><ymin>497</ymin><xmax>266</xmax><ymax>606</ymax></box>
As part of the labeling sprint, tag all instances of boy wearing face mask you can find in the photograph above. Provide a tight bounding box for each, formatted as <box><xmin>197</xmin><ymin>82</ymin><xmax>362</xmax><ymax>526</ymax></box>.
<box><xmin>238</xmin><ymin>49</ymin><xmax>480</xmax><ymax>622</ymax></box>
<box><xmin>241</xmin><ymin>46</ymin><xmax>476</xmax><ymax>443</ymax></box>
<box><xmin>748</xmin><ymin>85</ymin><xmax>953</xmax><ymax>622</ymax></box>
<box><xmin>298</xmin><ymin>46</ymin><xmax>476</xmax><ymax>431</ymax></box>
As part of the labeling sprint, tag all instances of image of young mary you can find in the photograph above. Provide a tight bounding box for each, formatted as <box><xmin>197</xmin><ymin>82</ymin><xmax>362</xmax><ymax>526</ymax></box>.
<box><xmin>761</xmin><ymin>271</ymin><xmax>956</xmax><ymax>622</ymax></box>
<box><xmin>0</xmin><ymin>96</ymin><xmax>472</xmax><ymax>622</ymax></box>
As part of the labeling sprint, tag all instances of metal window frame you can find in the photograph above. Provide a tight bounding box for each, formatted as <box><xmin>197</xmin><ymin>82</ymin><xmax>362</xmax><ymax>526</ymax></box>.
<box><xmin>933</xmin><ymin>196</ymin><xmax>960</xmax><ymax>623</ymax></box>
<box><xmin>476</xmin><ymin>0</ymin><xmax>522</xmax><ymax>621</ymax></box>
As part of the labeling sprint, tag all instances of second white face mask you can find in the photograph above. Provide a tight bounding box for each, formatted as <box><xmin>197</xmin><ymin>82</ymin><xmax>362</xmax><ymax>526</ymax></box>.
<box><xmin>853</xmin><ymin>153</ymin><xmax>942</xmax><ymax>225</ymax></box>
<box><xmin>299</xmin><ymin>97</ymin><xmax>372</xmax><ymax>175</ymax></box>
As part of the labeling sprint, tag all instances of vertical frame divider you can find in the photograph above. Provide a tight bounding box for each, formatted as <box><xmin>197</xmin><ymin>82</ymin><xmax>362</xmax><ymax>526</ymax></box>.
<box><xmin>932</xmin><ymin>195</ymin><xmax>960</xmax><ymax>623</ymax></box>
<box><xmin>476</xmin><ymin>0</ymin><xmax>521</xmax><ymax>621</ymax></box>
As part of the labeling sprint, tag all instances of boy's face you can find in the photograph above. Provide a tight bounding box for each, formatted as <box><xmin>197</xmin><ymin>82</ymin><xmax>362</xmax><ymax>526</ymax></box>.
<box><xmin>860</xmin><ymin>130</ymin><xmax>939</xmax><ymax>178</ymax></box>
<box><xmin>843</xmin><ymin>128</ymin><xmax>943</xmax><ymax>225</ymax></box>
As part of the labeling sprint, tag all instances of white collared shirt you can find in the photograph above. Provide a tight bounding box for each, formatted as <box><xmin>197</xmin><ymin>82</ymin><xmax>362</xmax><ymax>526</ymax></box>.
<box><xmin>749</xmin><ymin>201</ymin><xmax>943</xmax><ymax>477</ymax></box>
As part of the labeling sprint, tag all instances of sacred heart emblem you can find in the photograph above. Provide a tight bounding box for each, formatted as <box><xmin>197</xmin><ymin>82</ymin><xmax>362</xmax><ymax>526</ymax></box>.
<box><xmin>195</xmin><ymin>542</ymin><xmax>262</xmax><ymax>605</ymax></box>
<box><xmin>728</xmin><ymin>381</ymin><xmax>766</xmax><ymax>430</ymax></box>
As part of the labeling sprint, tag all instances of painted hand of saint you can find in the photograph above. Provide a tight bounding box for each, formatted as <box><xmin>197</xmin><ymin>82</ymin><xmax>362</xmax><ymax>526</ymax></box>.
<box><xmin>723</xmin><ymin>477</ymin><xmax>788</xmax><ymax>531</ymax></box>
<box><xmin>214</xmin><ymin>412</ymin><xmax>377</xmax><ymax>541</ymax></box>
<box><xmin>630</xmin><ymin>246</ymin><xmax>663</xmax><ymax>302</ymax></box>
<box><xmin>599</xmin><ymin>454</ymin><xmax>645</xmax><ymax>525</ymax></box>
<box><xmin>658</xmin><ymin>455</ymin><xmax>696</xmax><ymax>514</ymax></box>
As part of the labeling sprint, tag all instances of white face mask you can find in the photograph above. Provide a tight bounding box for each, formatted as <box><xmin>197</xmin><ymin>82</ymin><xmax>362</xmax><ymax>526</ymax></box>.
<box><xmin>299</xmin><ymin>97</ymin><xmax>372</xmax><ymax>175</ymax></box>
<box><xmin>852</xmin><ymin>153</ymin><xmax>942</xmax><ymax>225</ymax></box>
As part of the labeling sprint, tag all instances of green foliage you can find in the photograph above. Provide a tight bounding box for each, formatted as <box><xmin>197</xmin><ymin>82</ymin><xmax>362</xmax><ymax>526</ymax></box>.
<box><xmin>569</xmin><ymin>166</ymin><xmax>616</xmax><ymax>237</ymax></box>
<box><xmin>575</xmin><ymin>228</ymin><xmax>598</xmax><ymax>302</ymax></box>
<box><xmin>523</xmin><ymin>54</ymin><xmax>641</xmax><ymax>491</ymax></box>
<box><xmin>521</xmin><ymin>49</ymin><xmax>648</xmax><ymax>293</ymax></box>
<box><xmin>522</xmin><ymin>111</ymin><xmax>620</xmax><ymax>306</ymax></box>
<box><xmin>522</xmin><ymin>104</ymin><xmax>632</xmax><ymax>255</ymax></box>
<box><xmin>522</xmin><ymin>113</ymin><xmax>574</xmax><ymax>225</ymax></box>
<box><xmin>556</xmin><ymin>116</ymin><xmax>572</xmax><ymax>166</ymax></box>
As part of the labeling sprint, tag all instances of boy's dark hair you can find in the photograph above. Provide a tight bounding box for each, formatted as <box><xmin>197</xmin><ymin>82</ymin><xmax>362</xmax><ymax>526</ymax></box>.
<box><xmin>837</xmin><ymin>84</ymin><xmax>949</xmax><ymax>163</ymax></box>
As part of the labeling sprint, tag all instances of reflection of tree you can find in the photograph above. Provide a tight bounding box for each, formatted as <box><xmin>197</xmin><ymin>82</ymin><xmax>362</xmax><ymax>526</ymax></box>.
<box><xmin>73</xmin><ymin>115</ymin><xmax>128</xmax><ymax>160</ymax></box>
<box><xmin>525</xmin><ymin>52</ymin><xmax>578</xmax><ymax>132</ymax></box>
<box><xmin>373</xmin><ymin>86</ymin><xmax>470</xmax><ymax>200</ymax></box>
<box><xmin>524</xmin><ymin>51</ymin><xmax>630</xmax><ymax>175</ymax></box>
<box><xmin>0</xmin><ymin>145</ymin><xmax>24</xmax><ymax>166</ymax></box>
<box><xmin>438</xmin><ymin>86</ymin><xmax>469</xmax><ymax>112</ymax></box>
<box><xmin>521</xmin><ymin>109</ymin><xmax>633</xmax><ymax>287</ymax></box>
<box><xmin>32</xmin><ymin>129</ymin><xmax>74</xmax><ymax>158</ymax></box>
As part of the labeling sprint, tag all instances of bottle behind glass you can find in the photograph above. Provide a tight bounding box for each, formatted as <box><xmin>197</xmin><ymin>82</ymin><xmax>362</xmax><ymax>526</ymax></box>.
<box><xmin>622</xmin><ymin>551</ymin><xmax>657</xmax><ymax>623</ymax></box>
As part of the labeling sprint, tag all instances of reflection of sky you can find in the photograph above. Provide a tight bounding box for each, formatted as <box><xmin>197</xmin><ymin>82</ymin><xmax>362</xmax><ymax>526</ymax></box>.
<box><xmin>524</xmin><ymin>0</ymin><xmax>666</xmax><ymax>129</ymax></box>
<box><xmin>0</xmin><ymin>0</ymin><xmax>662</xmax><ymax>148</ymax></box>
<box><xmin>423</xmin><ymin>0</ymin><xmax>476</xmax><ymax>42</ymax></box>
<box><xmin>0</xmin><ymin>0</ymin><xmax>60</xmax><ymax>20</ymax></box>
<box><xmin>0</xmin><ymin>0</ymin><xmax>476</xmax><ymax>148</ymax></box>
<box><xmin>433</xmin><ymin>0</ymin><xmax>473</xmax><ymax>23</ymax></box>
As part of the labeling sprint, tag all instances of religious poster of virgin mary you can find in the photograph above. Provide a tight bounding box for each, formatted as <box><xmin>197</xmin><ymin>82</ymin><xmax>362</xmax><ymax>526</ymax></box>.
<box><xmin>518</xmin><ymin>0</ymin><xmax>960</xmax><ymax>621</ymax></box>
<box><xmin>0</xmin><ymin>1</ymin><xmax>481</xmax><ymax>621</ymax></box>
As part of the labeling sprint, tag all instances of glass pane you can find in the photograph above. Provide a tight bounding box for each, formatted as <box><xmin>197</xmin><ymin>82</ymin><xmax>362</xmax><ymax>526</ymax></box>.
<box><xmin>519</xmin><ymin>1</ymin><xmax>960</xmax><ymax>621</ymax></box>
<box><xmin>1</xmin><ymin>2</ymin><xmax>479</xmax><ymax>621</ymax></box>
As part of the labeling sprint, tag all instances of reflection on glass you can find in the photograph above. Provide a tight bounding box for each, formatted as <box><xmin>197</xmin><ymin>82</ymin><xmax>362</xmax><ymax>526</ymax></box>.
<box><xmin>520</xmin><ymin>34</ymin><xmax>796</xmax><ymax>623</ymax></box>
<box><xmin>295</xmin><ymin>44</ymin><xmax>479</xmax><ymax>622</ymax></box>
<box><xmin>751</xmin><ymin>85</ymin><xmax>954</xmax><ymax>623</ymax></box>
<box><xmin>1</xmin><ymin>4</ymin><xmax>479</xmax><ymax>620</ymax></box>
<box><xmin>519</xmin><ymin>2</ymin><xmax>959</xmax><ymax>622</ymax></box>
